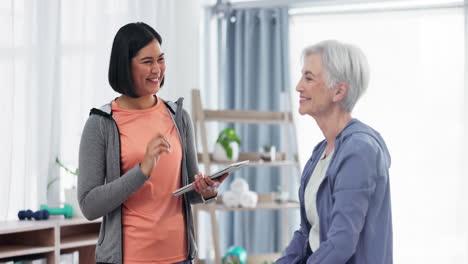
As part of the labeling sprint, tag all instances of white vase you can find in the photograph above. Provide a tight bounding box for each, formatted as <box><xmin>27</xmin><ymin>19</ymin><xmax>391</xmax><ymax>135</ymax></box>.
<box><xmin>64</xmin><ymin>188</ymin><xmax>84</xmax><ymax>218</ymax></box>
<box><xmin>270</xmin><ymin>146</ymin><xmax>276</xmax><ymax>161</ymax></box>
<box><xmin>213</xmin><ymin>142</ymin><xmax>239</xmax><ymax>161</ymax></box>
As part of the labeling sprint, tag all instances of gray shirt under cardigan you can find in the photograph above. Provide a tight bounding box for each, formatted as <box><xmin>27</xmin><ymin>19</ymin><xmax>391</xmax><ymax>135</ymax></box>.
<box><xmin>78</xmin><ymin>98</ymin><xmax>204</xmax><ymax>264</ymax></box>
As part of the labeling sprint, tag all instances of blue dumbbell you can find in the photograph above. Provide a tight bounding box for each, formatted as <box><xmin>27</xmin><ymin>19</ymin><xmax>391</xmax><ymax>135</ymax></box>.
<box><xmin>18</xmin><ymin>209</ymin><xmax>50</xmax><ymax>220</ymax></box>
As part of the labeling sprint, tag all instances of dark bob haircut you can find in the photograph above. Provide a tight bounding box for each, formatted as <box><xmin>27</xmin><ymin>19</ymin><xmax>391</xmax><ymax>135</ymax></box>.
<box><xmin>108</xmin><ymin>22</ymin><xmax>164</xmax><ymax>98</ymax></box>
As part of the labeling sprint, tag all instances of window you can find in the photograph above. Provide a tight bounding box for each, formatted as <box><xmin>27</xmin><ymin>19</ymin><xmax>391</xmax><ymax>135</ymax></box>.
<box><xmin>290</xmin><ymin>4</ymin><xmax>466</xmax><ymax>263</ymax></box>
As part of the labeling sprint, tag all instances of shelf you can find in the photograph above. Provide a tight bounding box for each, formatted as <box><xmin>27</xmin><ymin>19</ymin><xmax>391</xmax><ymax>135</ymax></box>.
<box><xmin>197</xmin><ymin>153</ymin><xmax>299</xmax><ymax>167</ymax></box>
<box><xmin>213</xmin><ymin>201</ymin><xmax>299</xmax><ymax>211</ymax></box>
<box><xmin>196</xmin><ymin>193</ymin><xmax>299</xmax><ymax>212</ymax></box>
<box><xmin>60</xmin><ymin>233</ymin><xmax>99</xmax><ymax>250</ymax></box>
<box><xmin>202</xmin><ymin>110</ymin><xmax>293</xmax><ymax>124</ymax></box>
<box><xmin>0</xmin><ymin>218</ymin><xmax>101</xmax><ymax>264</ymax></box>
<box><xmin>59</xmin><ymin>218</ymin><xmax>100</xmax><ymax>250</ymax></box>
<box><xmin>0</xmin><ymin>221</ymin><xmax>55</xmax><ymax>260</ymax></box>
<box><xmin>57</xmin><ymin>217</ymin><xmax>100</xmax><ymax>227</ymax></box>
<box><xmin>0</xmin><ymin>245</ymin><xmax>54</xmax><ymax>259</ymax></box>
<box><xmin>0</xmin><ymin>221</ymin><xmax>55</xmax><ymax>235</ymax></box>
<box><xmin>247</xmin><ymin>253</ymin><xmax>281</xmax><ymax>264</ymax></box>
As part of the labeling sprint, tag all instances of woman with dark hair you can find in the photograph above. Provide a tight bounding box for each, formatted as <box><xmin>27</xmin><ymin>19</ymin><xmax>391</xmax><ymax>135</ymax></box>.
<box><xmin>78</xmin><ymin>22</ymin><xmax>226</xmax><ymax>264</ymax></box>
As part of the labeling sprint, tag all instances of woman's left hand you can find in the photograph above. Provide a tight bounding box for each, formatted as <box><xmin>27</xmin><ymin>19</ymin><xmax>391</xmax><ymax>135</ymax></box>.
<box><xmin>192</xmin><ymin>173</ymin><xmax>229</xmax><ymax>199</ymax></box>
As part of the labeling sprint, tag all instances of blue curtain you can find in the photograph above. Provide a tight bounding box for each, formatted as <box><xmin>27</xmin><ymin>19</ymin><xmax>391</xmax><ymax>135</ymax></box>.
<box><xmin>218</xmin><ymin>7</ymin><xmax>291</xmax><ymax>255</ymax></box>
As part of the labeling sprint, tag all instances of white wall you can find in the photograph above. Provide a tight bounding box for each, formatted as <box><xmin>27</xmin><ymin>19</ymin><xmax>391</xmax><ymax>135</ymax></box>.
<box><xmin>162</xmin><ymin>0</ymin><xmax>203</xmax><ymax>113</ymax></box>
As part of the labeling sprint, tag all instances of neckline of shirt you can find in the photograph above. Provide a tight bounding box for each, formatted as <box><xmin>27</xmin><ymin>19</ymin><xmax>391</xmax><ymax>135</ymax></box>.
<box><xmin>112</xmin><ymin>95</ymin><xmax>162</xmax><ymax>113</ymax></box>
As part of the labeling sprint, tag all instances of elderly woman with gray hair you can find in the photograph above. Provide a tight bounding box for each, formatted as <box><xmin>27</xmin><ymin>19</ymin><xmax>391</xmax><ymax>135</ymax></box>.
<box><xmin>276</xmin><ymin>40</ymin><xmax>392</xmax><ymax>264</ymax></box>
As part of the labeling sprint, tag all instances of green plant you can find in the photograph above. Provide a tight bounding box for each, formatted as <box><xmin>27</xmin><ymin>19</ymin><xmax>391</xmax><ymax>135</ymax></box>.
<box><xmin>216</xmin><ymin>128</ymin><xmax>241</xmax><ymax>159</ymax></box>
<box><xmin>55</xmin><ymin>157</ymin><xmax>78</xmax><ymax>176</ymax></box>
<box><xmin>47</xmin><ymin>157</ymin><xmax>78</xmax><ymax>190</ymax></box>
<box><xmin>262</xmin><ymin>144</ymin><xmax>272</xmax><ymax>152</ymax></box>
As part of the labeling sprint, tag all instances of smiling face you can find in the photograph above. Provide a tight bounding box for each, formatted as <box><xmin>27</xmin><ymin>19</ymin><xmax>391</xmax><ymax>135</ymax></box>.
<box><xmin>296</xmin><ymin>53</ymin><xmax>337</xmax><ymax>117</ymax></box>
<box><xmin>131</xmin><ymin>39</ymin><xmax>165</xmax><ymax>97</ymax></box>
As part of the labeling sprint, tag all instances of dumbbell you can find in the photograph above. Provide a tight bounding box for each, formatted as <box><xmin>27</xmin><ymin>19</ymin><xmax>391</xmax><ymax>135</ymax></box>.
<box><xmin>18</xmin><ymin>209</ymin><xmax>50</xmax><ymax>220</ymax></box>
<box><xmin>40</xmin><ymin>204</ymin><xmax>74</xmax><ymax>219</ymax></box>
<box><xmin>222</xmin><ymin>246</ymin><xmax>247</xmax><ymax>264</ymax></box>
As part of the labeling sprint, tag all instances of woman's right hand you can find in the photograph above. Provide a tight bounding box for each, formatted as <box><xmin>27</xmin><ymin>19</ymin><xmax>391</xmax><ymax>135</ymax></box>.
<box><xmin>140</xmin><ymin>133</ymin><xmax>171</xmax><ymax>176</ymax></box>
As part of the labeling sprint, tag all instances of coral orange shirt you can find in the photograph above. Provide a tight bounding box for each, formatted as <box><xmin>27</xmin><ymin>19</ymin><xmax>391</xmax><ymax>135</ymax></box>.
<box><xmin>112</xmin><ymin>97</ymin><xmax>187</xmax><ymax>264</ymax></box>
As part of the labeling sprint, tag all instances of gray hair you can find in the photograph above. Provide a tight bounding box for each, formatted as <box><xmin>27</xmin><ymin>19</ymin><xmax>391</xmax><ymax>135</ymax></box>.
<box><xmin>302</xmin><ymin>40</ymin><xmax>370</xmax><ymax>112</ymax></box>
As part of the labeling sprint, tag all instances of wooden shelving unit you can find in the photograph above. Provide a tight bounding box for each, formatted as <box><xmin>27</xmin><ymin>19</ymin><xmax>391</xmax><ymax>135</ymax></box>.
<box><xmin>0</xmin><ymin>221</ymin><xmax>56</xmax><ymax>262</ymax></box>
<box><xmin>191</xmin><ymin>89</ymin><xmax>300</xmax><ymax>264</ymax></box>
<box><xmin>0</xmin><ymin>218</ymin><xmax>100</xmax><ymax>264</ymax></box>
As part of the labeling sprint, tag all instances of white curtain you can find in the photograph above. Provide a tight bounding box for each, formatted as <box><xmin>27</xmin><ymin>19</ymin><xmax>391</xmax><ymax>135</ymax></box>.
<box><xmin>290</xmin><ymin>4</ymin><xmax>467</xmax><ymax>264</ymax></box>
<box><xmin>0</xmin><ymin>0</ymin><xmax>62</xmax><ymax>220</ymax></box>
<box><xmin>0</xmin><ymin>0</ymin><xmax>202</xmax><ymax>221</ymax></box>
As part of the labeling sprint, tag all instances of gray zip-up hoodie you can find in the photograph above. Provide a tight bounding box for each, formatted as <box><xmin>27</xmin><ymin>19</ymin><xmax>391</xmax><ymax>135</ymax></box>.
<box><xmin>78</xmin><ymin>98</ymin><xmax>203</xmax><ymax>264</ymax></box>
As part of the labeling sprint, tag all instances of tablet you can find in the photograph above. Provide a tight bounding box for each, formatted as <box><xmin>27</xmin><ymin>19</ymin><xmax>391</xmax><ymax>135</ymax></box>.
<box><xmin>172</xmin><ymin>160</ymin><xmax>250</xmax><ymax>196</ymax></box>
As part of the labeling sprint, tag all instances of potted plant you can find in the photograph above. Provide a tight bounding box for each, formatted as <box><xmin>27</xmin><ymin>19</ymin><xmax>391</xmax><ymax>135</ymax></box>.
<box><xmin>260</xmin><ymin>144</ymin><xmax>276</xmax><ymax>162</ymax></box>
<box><xmin>213</xmin><ymin>128</ymin><xmax>241</xmax><ymax>161</ymax></box>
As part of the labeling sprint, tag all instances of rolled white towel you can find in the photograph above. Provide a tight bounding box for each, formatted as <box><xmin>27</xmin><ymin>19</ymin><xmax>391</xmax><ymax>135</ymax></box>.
<box><xmin>230</xmin><ymin>178</ymin><xmax>249</xmax><ymax>194</ymax></box>
<box><xmin>222</xmin><ymin>191</ymin><xmax>241</xmax><ymax>207</ymax></box>
<box><xmin>239</xmin><ymin>191</ymin><xmax>258</xmax><ymax>208</ymax></box>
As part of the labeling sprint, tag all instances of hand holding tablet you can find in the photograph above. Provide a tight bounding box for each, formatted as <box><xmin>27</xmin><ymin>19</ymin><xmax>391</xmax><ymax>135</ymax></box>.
<box><xmin>173</xmin><ymin>160</ymin><xmax>250</xmax><ymax>196</ymax></box>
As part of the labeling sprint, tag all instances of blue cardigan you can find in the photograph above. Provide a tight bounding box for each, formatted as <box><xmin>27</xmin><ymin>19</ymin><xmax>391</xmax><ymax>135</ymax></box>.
<box><xmin>277</xmin><ymin>119</ymin><xmax>393</xmax><ymax>264</ymax></box>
